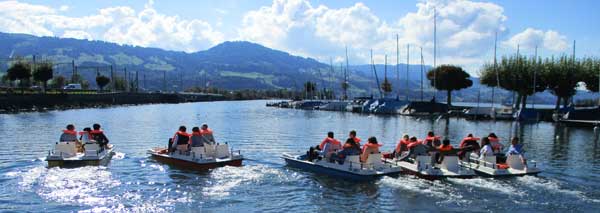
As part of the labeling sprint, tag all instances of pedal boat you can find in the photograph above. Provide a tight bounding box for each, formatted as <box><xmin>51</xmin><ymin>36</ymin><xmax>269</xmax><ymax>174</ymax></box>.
<box><xmin>147</xmin><ymin>143</ymin><xmax>243</xmax><ymax>170</ymax></box>
<box><xmin>459</xmin><ymin>153</ymin><xmax>541</xmax><ymax>177</ymax></box>
<box><xmin>384</xmin><ymin>155</ymin><xmax>476</xmax><ymax>180</ymax></box>
<box><xmin>282</xmin><ymin>152</ymin><xmax>402</xmax><ymax>181</ymax></box>
<box><xmin>46</xmin><ymin>141</ymin><xmax>114</xmax><ymax>168</ymax></box>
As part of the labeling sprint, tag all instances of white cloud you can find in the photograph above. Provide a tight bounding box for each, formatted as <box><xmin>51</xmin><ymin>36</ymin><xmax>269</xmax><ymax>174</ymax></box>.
<box><xmin>0</xmin><ymin>0</ymin><xmax>223</xmax><ymax>52</ymax></box>
<box><xmin>237</xmin><ymin>0</ymin><xmax>512</xmax><ymax>73</ymax></box>
<box><xmin>504</xmin><ymin>28</ymin><xmax>569</xmax><ymax>52</ymax></box>
<box><xmin>59</xmin><ymin>5</ymin><xmax>69</xmax><ymax>12</ymax></box>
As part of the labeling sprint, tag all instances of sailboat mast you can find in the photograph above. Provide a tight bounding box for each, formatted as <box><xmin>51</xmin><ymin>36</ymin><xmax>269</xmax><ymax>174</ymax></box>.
<box><xmin>345</xmin><ymin>46</ymin><xmax>350</xmax><ymax>99</ymax></box>
<box><xmin>492</xmin><ymin>31</ymin><xmax>498</xmax><ymax>109</ymax></box>
<box><xmin>396</xmin><ymin>34</ymin><xmax>400</xmax><ymax>99</ymax></box>
<box><xmin>433</xmin><ymin>7</ymin><xmax>437</xmax><ymax>99</ymax></box>
<box><xmin>371</xmin><ymin>49</ymin><xmax>383</xmax><ymax>98</ymax></box>
<box><xmin>406</xmin><ymin>44</ymin><xmax>410</xmax><ymax>102</ymax></box>
<box><xmin>420</xmin><ymin>47</ymin><xmax>424</xmax><ymax>101</ymax></box>
<box><xmin>532</xmin><ymin>46</ymin><xmax>538</xmax><ymax>109</ymax></box>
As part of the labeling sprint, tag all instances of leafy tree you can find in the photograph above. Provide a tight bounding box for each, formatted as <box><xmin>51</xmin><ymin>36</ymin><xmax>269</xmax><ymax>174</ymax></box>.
<box><xmin>32</xmin><ymin>61</ymin><xmax>53</xmax><ymax>91</ymax></box>
<box><xmin>481</xmin><ymin>55</ymin><xmax>548</xmax><ymax>110</ymax></box>
<box><xmin>581</xmin><ymin>57</ymin><xmax>600</xmax><ymax>92</ymax></box>
<box><xmin>427</xmin><ymin>65</ymin><xmax>472</xmax><ymax>106</ymax></box>
<box><xmin>340</xmin><ymin>81</ymin><xmax>349</xmax><ymax>100</ymax></box>
<box><xmin>96</xmin><ymin>75</ymin><xmax>110</xmax><ymax>91</ymax></box>
<box><xmin>6</xmin><ymin>59</ymin><xmax>31</xmax><ymax>88</ymax></box>
<box><xmin>543</xmin><ymin>56</ymin><xmax>582</xmax><ymax>109</ymax></box>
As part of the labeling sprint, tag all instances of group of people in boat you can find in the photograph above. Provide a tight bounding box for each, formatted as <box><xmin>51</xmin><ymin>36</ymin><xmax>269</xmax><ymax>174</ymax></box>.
<box><xmin>59</xmin><ymin>123</ymin><xmax>110</xmax><ymax>152</ymax></box>
<box><xmin>307</xmin><ymin>130</ymin><xmax>383</xmax><ymax>164</ymax></box>
<box><xmin>169</xmin><ymin>123</ymin><xmax>215</xmax><ymax>152</ymax></box>
<box><xmin>308</xmin><ymin>130</ymin><xmax>528</xmax><ymax>167</ymax></box>
<box><xmin>394</xmin><ymin>131</ymin><xmax>528</xmax><ymax>166</ymax></box>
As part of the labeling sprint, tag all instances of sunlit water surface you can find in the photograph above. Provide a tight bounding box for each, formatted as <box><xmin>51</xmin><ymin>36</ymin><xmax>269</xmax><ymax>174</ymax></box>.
<box><xmin>1</xmin><ymin>100</ymin><xmax>599</xmax><ymax>212</ymax></box>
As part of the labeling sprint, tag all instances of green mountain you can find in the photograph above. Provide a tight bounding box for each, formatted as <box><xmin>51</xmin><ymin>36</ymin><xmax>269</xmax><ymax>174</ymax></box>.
<box><xmin>0</xmin><ymin>32</ymin><xmax>353</xmax><ymax>91</ymax></box>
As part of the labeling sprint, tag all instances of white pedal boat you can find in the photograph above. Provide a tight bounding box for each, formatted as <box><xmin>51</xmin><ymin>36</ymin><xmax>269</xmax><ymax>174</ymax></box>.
<box><xmin>282</xmin><ymin>153</ymin><xmax>402</xmax><ymax>181</ymax></box>
<box><xmin>384</xmin><ymin>155</ymin><xmax>476</xmax><ymax>180</ymax></box>
<box><xmin>46</xmin><ymin>141</ymin><xmax>114</xmax><ymax>167</ymax></box>
<box><xmin>459</xmin><ymin>154</ymin><xmax>541</xmax><ymax>177</ymax></box>
<box><xmin>147</xmin><ymin>143</ymin><xmax>243</xmax><ymax>170</ymax></box>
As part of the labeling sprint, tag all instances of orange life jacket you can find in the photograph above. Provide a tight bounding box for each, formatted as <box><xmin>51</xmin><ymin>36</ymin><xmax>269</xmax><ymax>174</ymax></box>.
<box><xmin>407</xmin><ymin>140</ymin><xmax>422</xmax><ymax>148</ymax></box>
<box><xmin>200</xmin><ymin>128</ymin><xmax>213</xmax><ymax>135</ymax></box>
<box><xmin>460</xmin><ymin>137</ymin><xmax>480</xmax><ymax>148</ymax></box>
<box><xmin>90</xmin><ymin>130</ymin><xmax>104</xmax><ymax>135</ymax></box>
<box><xmin>395</xmin><ymin>139</ymin><xmax>410</xmax><ymax>153</ymax></box>
<box><xmin>62</xmin><ymin>129</ymin><xmax>77</xmax><ymax>135</ymax></box>
<box><xmin>319</xmin><ymin>137</ymin><xmax>341</xmax><ymax>150</ymax></box>
<box><xmin>351</xmin><ymin>137</ymin><xmax>361</xmax><ymax>145</ymax></box>
<box><xmin>361</xmin><ymin>142</ymin><xmax>382</xmax><ymax>154</ymax></box>
<box><xmin>438</xmin><ymin>144</ymin><xmax>454</xmax><ymax>152</ymax></box>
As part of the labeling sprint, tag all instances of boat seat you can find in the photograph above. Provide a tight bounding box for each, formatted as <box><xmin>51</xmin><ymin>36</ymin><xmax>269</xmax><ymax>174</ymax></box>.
<box><xmin>191</xmin><ymin>147</ymin><xmax>207</xmax><ymax>159</ymax></box>
<box><xmin>216</xmin><ymin>144</ymin><xmax>230</xmax><ymax>158</ymax></box>
<box><xmin>366</xmin><ymin>153</ymin><xmax>383</xmax><ymax>169</ymax></box>
<box><xmin>506</xmin><ymin>155</ymin><xmax>525</xmax><ymax>170</ymax></box>
<box><xmin>416</xmin><ymin>155</ymin><xmax>432</xmax><ymax>170</ymax></box>
<box><xmin>481</xmin><ymin>156</ymin><xmax>497</xmax><ymax>168</ymax></box>
<box><xmin>55</xmin><ymin>142</ymin><xmax>77</xmax><ymax>157</ymax></box>
<box><xmin>440</xmin><ymin>156</ymin><xmax>459</xmax><ymax>172</ymax></box>
<box><xmin>204</xmin><ymin>144</ymin><xmax>216</xmax><ymax>157</ymax></box>
<box><xmin>345</xmin><ymin>155</ymin><xmax>362</xmax><ymax>170</ymax></box>
<box><xmin>85</xmin><ymin>143</ymin><xmax>101</xmax><ymax>152</ymax></box>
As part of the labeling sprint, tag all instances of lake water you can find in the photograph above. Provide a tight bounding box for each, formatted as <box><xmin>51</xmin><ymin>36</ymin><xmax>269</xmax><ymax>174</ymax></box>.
<box><xmin>1</xmin><ymin>100</ymin><xmax>599</xmax><ymax>212</ymax></box>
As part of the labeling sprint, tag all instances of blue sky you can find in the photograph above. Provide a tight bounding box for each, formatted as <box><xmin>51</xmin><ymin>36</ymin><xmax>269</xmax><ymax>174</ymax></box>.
<box><xmin>2</xmin><ymin>0</ymin><xmax>599</xmax><ymax>74</ymax></box>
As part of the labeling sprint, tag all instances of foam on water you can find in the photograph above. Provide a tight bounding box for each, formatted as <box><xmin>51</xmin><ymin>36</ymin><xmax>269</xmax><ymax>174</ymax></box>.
<box><xmin>517</xmin><ymin>176</ymin><xmax>600</xmax><ymax>203</ymax></box>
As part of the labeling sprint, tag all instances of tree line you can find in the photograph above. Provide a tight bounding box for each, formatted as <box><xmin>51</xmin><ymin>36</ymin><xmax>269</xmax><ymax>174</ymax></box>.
<box><xmin>0</xmin><ymin>58</ymin><xmax>125</xmax><ymax>92</ymax></box>
<box><xmin>480</xmin><ymin>55</ymin><xmax>600</xmax><ymax>110</ymax></box>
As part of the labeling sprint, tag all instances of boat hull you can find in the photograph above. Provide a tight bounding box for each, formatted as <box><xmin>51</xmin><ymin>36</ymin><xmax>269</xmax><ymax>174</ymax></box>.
<box><xmin>150</xmin><ymin>153</ymin><xmax>243</xmax><ymax>170</ymax></box>
<box><xmin>283</xmin><ymin>155</ymin><xmax>402</xmax><ymax>181</ymax></box>
<box><xmin>46</xmin><ymin>148</ymin><xmax>115</xmax><ymax>168</ymax></box>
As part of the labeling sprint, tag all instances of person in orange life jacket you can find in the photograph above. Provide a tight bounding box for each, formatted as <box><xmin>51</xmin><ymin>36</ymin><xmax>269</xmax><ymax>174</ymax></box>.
<box><xmin>398</xmin><ymin>137</ymin><xmax>429</xmax><ymax>162</ymax></box>
<box><xmin>60</xmin><ymin>124</ymin><xmax>78</xmax><ymax>142</ymax></box>
<box><xmin>423</xmin><ymin>131</ymin><xmax>441</xmax><ymax>147</ymax></box>
<box><xmin>79</xmin><ymin>127</ymin><xmax>93</xmax><ymax>143</ymax></box>
<box><xmin>190</xmin><ymin>127</ymin><xmax>205</xmax><ymax>147</ymax></box>
<box><xmin>435</xmin><ymin>139</ymin><xmax>454</xmax><ymax>163</ymax></box>
<box><xmin>349</xmin><ymin>130</ymin><xmax>361</xmax><ymax>145</ymax></box>
<box><xmin>330</xmin><ymin>138</ymin><xmax>362</xmax><ymax>164</ymax></box>
<box><xmin>319</xmin><ymin>132</ymin><xmax>341</xmax><ymax>159</ymax></box>
<box><xmin>458</xmin><ymin>133</ymin><xmax>480</xmax><ymax>160</ymax></box>
<box><xmin>487</xmin><ymin>133</ymin><xmax>506</xmax><ymax>163</ymax></box>
<box><xmin>200</xmin><ymin>124</ymin><xmax>215</xmax><ymax>145</ymax></box>
<box><xmin>90</xmin><ymin>123</ymin><xmax>110</xmax><ymax>148</ymax></box>
<box><xmin>394</xmin><ymin>134</ymin><xmax>411</xmax><ymax>158</ymax></box>
<box><xmin>172</xmin><ymin>126</ymin><xmax>191</xmax><ymax>152</ymax></box>
<box><xmin>307</xmin><ymin>132</ymin><xmax>337</xmax><ymax>161</ymax></box>
<box><xmin>488</xmin><ymin>133</ymin><xmax>504</xmax><ymax>153</ymax></box>
<box><xmin>360</xmin><ymin>137</ymin><xmax>382</xmax><ymax>162</ymax></box>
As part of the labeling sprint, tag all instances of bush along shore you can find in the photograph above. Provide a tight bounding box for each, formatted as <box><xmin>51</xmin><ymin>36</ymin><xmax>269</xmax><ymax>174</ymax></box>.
<box><xmin>0</xmin><ymin>91</ymin><xmax>225</xmax><ymax>113</ymax></box>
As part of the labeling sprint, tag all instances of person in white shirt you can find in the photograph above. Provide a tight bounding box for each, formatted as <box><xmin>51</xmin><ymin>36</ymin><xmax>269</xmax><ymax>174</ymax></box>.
<box><xmin>479</xmin><ymin>137</ymin><xmax>494</xmax><ymax>158</ymax></box>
